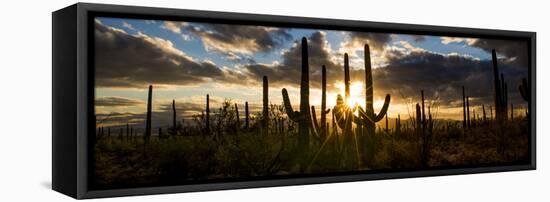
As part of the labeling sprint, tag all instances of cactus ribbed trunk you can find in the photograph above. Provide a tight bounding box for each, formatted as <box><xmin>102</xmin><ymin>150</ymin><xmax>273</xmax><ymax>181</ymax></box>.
<box><xmin>145</xmin><ymin>85</ymin><xmax>152</xmax><ymax>143</ymax></box>
<box><xmin>263</xmin><ymin>76</ymin><xmax>269</xmax><ymax>134</ymax></box>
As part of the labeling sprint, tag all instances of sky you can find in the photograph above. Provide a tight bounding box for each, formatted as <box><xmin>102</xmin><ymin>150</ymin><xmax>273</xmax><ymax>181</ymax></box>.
<box><xmin>94</xmin><ymin>17</ymin><xmax>529</xmax><ymax>128</ymax></box>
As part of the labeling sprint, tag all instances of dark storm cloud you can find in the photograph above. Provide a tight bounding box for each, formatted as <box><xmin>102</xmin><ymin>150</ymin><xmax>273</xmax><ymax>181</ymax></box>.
<box><xmin>372</xmin><ymin>49</ymin><xmax>528</xmax><ymax>108</ymax></box>
<box><xmin>187</xmin><ymin>23</ymin><xmax>291</xmax><ymax>57</ymax></box>
<box><xmin>95</xmin><ymin>21</ymin><xmax>227</xmax><ymax>88</ymax></box>
<box><xmin>470</xmin><ymin>38</ymin><xmax>528</xmax><ymax>67</ymax></box>
<box><xmin>348</xmin><ymin>32</ymin><xmax>392</xmax><ymax>50</ymax></box>
<box><xmin>95</xmin><ymin>96</ymin><xmax>144</xmax><ymax>107</ymax></box>
<box><xmin>243</xmin><ymin>31</ymin><xmax>344</xmax><ymax>90</ymax></box>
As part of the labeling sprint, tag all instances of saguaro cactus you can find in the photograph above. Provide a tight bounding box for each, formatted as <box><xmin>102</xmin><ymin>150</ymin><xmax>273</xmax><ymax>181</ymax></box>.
<box><xmin>334</xmin><ymin>53</ymin><xmax>354</xmax><ymax>136</ymax></box>
<box><xmin>282</xmin><ymin>37</ymin><xmax>311</xmax><ymax>153</ymax></box>
<box><xmin>145</xmin><ymin>85</ymin><xmax>152</xmax><ymax>143</ymax></box>
<box><xmin>462</xmin><ymin>86</ymin><xmax>467</xmax><ymax>128</ymax></box>
<box><xmin>245</xmin><ymin>101</ymin><xmax>249</xmax><ymax>130</ymax></box>
<box><xmin>519</xmin><ymin>78</ymin><xmax>529</xmax><ymax>116</ymax></box>
<box><xmin>311</xmin><ymin>65</ymin><xmax>330</xmax><ymax>140</ymax></box>
<box><xmin>235</xmin><ymin>103</ymin><xmax>240</xmax><ymax>128</ymax></box>
<box><xmin>466</xmin><ymin>96</ymin><xmax>470</xmax><ymax>128</ymax></box>
<box><xmin>492</xmin><ymin>49</ymin><xmax>509</xmax><ymax>122</ymax></box>
<box><xmin>172</xmin><ymin>100</ymin><xmax>177</xmax><ymax>131</ymax></box>
<box><xmin>206</xmin><ymin>94</ymin><xmax>210</xmax><ymax>135</ymax></box>
<box><xmin>355</xmin><ymin>44</ymin><xmax>391</xmax><ymax>135</ymax></box>
<box><xmin>263</xmin><ymin>76</ymin><xmax>269</xmax><ymax>133</ymax></box>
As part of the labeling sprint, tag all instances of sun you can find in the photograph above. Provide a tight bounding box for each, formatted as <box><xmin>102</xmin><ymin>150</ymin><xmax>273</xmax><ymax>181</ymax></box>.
<box><xmin>335</xmin><ymin>81</ymin><xmax>365</xmax><ymax>108</ymax></box>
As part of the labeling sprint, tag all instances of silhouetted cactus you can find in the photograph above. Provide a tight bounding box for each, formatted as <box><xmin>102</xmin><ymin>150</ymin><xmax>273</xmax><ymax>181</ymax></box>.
<box><xmin>492</xmin><ymin>49</ymin><xmax>509</xmax><ymax>122</ymax></box>
<box><xmin>462</xmin><ymin>86</ymin><xmax>467</xmax><ymax>129</ymax></box>
<box><xmin>395</xmin><ymin>114</ymin><xmax>401</xmax><ymax>135</ymax></box>
<box><xmin>415</xmin><ymin>90</ymin><xmax>432</xmax><ymax>168</ymax></box>
<box><xmin>206</xmin><ymin>94</ymin><xmax>210</xmax><ymax>135</ymax></box>
<box><xmin>145</xmin><ymin>85</ymin><xmax>152</xmax><ymax>143</ymax></box>
<box><xmin>466</xmin><ymin>96</ymin><xmax>470</xmax><ymax>128</ymax></box>
<box><xmin>311</xmin><ymin>65</ymin><xmax>330</xmax><ymax>140</ymax></box>
<box><xmin>245</xmin><ymin>101</ymin><xmax>249</xmax><ymax>130</ymax></box>
<box><xmin>519</xmin><ymin>77</ymin><xmax>529</xmax><ymax>116</ymax></box>
<box><xmin>355</xmin><ymin>44</ymin><xmax>391</xmax><ymax>135</ymax></box>
<box><xmin>482</xmin><ymin>105</ymin><xmax>487</xmax><ymax>123</ymax></box>
<box><xmin>282</xmin><ymin>37</ymin><xmax>311</xmax><ymax>154</ymax></box>
<box><xmin>172</xmin><ymin>100</ymin><xmax>177</xmax><ymax>133</ymax></box>
<box><xmin>334</xmin><ymin>53</ymin><xmax>354</xmax><ymax>136</ymax></box>
<box><xmin>235</xmin><ymin>103</ymin><xmax>240</xmax><ymax>129</ymax></box>
<box><xmin>263</xmin><ymin>76</ymin><xmax>269</xmax><ymax>133</ymax></box>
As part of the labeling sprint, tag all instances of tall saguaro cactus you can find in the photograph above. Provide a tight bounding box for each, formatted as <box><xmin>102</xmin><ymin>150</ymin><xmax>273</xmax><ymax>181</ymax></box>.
<box><xmin>263</xmin><ymin>76</ymin><xmax>269</xmax><ymax>133</ymax></box>
<box><xmin>320</xmin><ymin>65</ymin><xmax>329</xmax><ymax>140</ymax></box>
<box><xmin>172</xmin><ymin>100</ymin><xmax>177</xmax><ymax>132</ymax></box>
<box><xmin>355</xmin><ymin>44</ymin><xmax>391</xmax><ymax>135</ymax></box>
<box><xmin>235</xmin><ymin>103</ymin><xmax>240</xmax><ymax>128</ymax></box>
<box><xmin>519</xmin><ymin>78</ymin><xmax>529</xmax><ymax>116</ymax></box>
<box><xmin>144</xmin><ymin>85</ymin><xmax>152</xmax><ymax>143</ymax></box>
<box><xmin>206</xmin><ymin>94</ymin><xmax>210</xmax><ymax>135</ymax></box>
<box><xmin>492</xmin><ymin>49</ymin><xmax>509</xmax><ymax>122</ymax></box>
<box><xmin>462</xmin><ymin>86</ymin><xmax>467</xmax><ymax>129</ymax></box>
<box><xmin>245</xmin><ymin>101</ymin><xmax>249</xmax><ymax>130</ymax></box>
<box><xmin>311</xmin><ymin>65</ymin><xmax>330</xmax><ymax>140</ymax></box>
<box><xmin>282</xmin><ymin>37</ymin><xmax>311</xmax><ymax>154</ymax></box>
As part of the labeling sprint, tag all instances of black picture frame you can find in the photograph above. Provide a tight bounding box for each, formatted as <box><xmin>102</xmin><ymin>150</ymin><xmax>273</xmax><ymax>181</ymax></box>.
<box><xmin>52</xmin><ymin>2</ymin><xmax>536</xmax><ymax>199</ymax></box>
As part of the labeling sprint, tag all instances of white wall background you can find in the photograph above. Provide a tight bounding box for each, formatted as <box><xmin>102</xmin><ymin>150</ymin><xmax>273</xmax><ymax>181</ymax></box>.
<box><xmin>0</xmin><ymin>0</ymin><xmax>547</xmax><ymax>201</ymax></box>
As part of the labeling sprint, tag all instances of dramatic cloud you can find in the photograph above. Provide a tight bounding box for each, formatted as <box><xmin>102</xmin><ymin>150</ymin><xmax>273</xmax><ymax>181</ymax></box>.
<box><xmin>470</xmin><ymin>38</ymin><xmax>529</xmax><ymax>67</ymax></box>
<box><xmin>372</xmin><ymin>47</ymin><xmax>527</xmax><ymax>109</ymax></box>
<box><xmin>96</xmin><ymin>96</ymin><xmax>144</xmax><ymax>107</ymax></box>
<box><xmin>95</xmin><ymin>21</ymin><xmax>231</xmax><ymax>88</ymax></box>
<box><xmin>243</xmin><ymin>31</ymin><xmax>344</xmax><ymax>90</ymax></box>
<box><xmin>187</xmin><ymin>23</ymin><xmax>291</xmax><ymax>57</ymax></box>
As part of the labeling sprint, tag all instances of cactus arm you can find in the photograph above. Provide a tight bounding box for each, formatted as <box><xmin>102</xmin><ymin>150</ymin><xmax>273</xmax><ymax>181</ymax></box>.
<box><xmin>311</xmin><ymin>106</ymin><xmax>320</xmax><ymax>131</ymax></box>
<box><xmin>358</xmin><ymin>94</ymin><xmax>391</xmax><ymax>123</ymax></box>
<box><xmin>324</xmin><ymin>109</ymin><xmax>331</xmax><ymax>114</ymax></box>
<box><xmin>282</xmin><ymin>88</ymin><xmax>301</xmax><ymax>121</ymax></box>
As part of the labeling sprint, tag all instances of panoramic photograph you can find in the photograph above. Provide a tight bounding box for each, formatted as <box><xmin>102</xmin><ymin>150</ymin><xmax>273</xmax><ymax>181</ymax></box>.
<box><xmin>92</xmin><ymin>17</ymin><xmax>530</xmax><ymax>189</ymax></box>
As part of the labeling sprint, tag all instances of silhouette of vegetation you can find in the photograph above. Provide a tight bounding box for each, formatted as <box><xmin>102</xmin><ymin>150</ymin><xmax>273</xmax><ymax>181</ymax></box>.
<box><xmin>93</xmin><ymin>36</ymin><xmax>530</xmax><ymax>189</ymax></box>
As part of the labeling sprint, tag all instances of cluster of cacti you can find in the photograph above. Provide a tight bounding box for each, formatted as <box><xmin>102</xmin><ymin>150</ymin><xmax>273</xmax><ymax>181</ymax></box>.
<box><xmin>491</xmin><ymin>49</ymin><xmax>509</xmax><ymax>122</ymax></box>
<box><xmin>395</xmin><ymin>114</ymin><xmax>401</xmax><ymax>135</ymax></box>
<box><xmin>282</xmin><ymin>37</ymin><xmax>311</xmax><ymax>154</ymax></box>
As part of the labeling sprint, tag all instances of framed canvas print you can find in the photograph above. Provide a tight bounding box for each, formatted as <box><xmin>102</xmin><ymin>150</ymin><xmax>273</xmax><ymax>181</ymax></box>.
<box><xmin>52</xmin><ymin>3</ymin><xmax>536</xmax><ymax>199</ymax></box>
